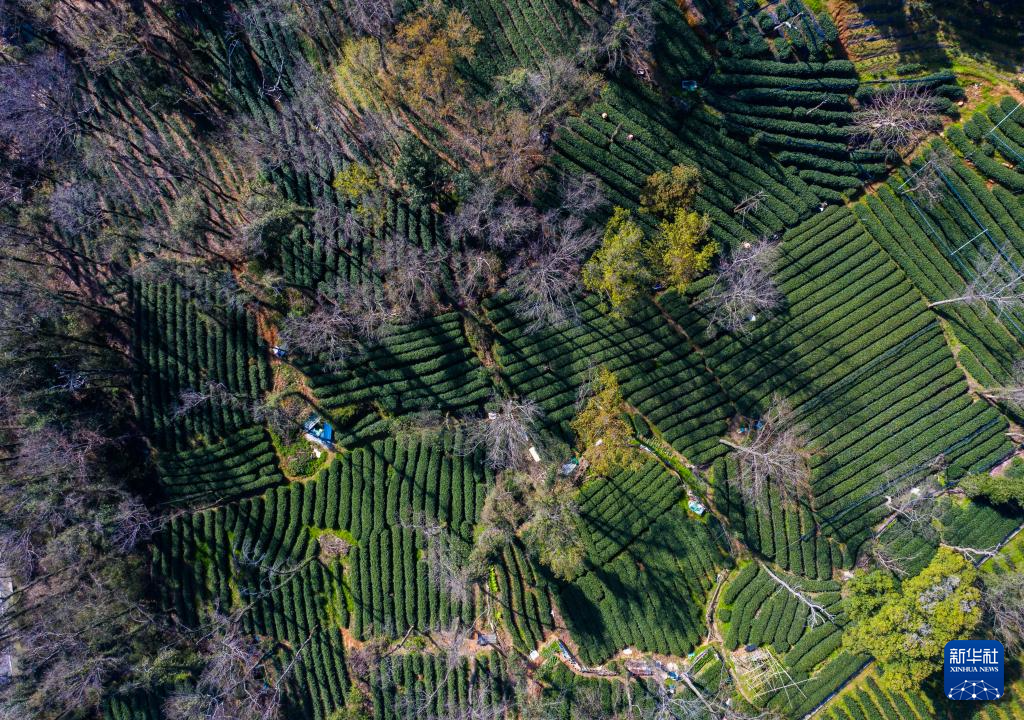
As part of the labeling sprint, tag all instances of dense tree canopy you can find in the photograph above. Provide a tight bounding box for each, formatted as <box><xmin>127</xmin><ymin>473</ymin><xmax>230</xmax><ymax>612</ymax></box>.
<box><xmin>963</xmin><ymin>459</ymin><xmax>1024</xmax><ymax>508</ymax></box>
<box><xmin>843</xmin><ymin>549</ymin><xmax>982</xmax><ymax>691</ymax></box>
<box><xmin>581</xmin><ymin>207</ymin><xmax>650</xmax><ymax>314</ymax></box>
<box><xmin>639</xmin><ymin>164</ymin><xmax>701</xmax><ymax>220</ymax></box>
<box><xmin>570</xmin><ymin>367</ymin><xmax>640</xmax><ymax>476</ymax></box>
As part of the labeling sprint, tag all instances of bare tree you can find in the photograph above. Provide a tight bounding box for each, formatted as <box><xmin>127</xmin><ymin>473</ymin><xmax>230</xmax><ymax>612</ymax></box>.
<box><xmin>173</xmin><ymin>381</ymin><xmax>310</xmax><ymax>444</ymax></box>
<box><xmin>559</xmin><ymin>172</ymin><xmax>607</xmax><ymax>219</ymax></box>
<box><xmin>515</xmin><ymin>687</ymin><xmax>617</xmax><ymax>720</ymax></box>
<box><xmin>279</xmin><ymin>295</ymin><xmax>363</xmax><ymax>369</ymax></box>
<box><xmin>874</xmin><ymin>464</ymin><xmax>946</xmax><ymax>540</ymax></box>
<box><xmin>929</xmin><ymin>252</ymin><xmax>1024</xmax><ymax>312</ymax></box>
<box><xmin>6</xmin><ymin>575</ymin><xmax>153</xmax><ymax>715</ymax></box>
<box><xmin>564</xmin><ymin>686</ymin><xmax>611</xmax><ymax>720</ymax></box>
<box><xmin>733</xmin><ymin>191</ymin><xmax>766</xmax><ymax>224</ymax></box>
<box><xmin>130</xmin><ymin>259</ymin><xmax>251</xmax><ymax>315</ymax></box>
<box><xmin>983</xmin><ymin>571</ymin><xmax>1024</xmax><ymax>654</ymax></box>
<box><xmin>427</xmin><ymin>532</ymin><xmax>478</xmax><ymax>603</ymax></box>
<box><xmin>0</xmin><ymin>52</ymin><xmax>82</xmax><ymax>169</ymax></box>
<box><xmin>232</xmin><ymin>539</ymin><xmax>315</xmax><ymax>603</ymax></box>
<box><xmin>439</xmin><ymin>701</ymin><xmax>513</xmax><ymax>720</ymax></box>
<box><xmin>901</xmin><ymin>146</ymin><xmax>954</xmax><ymax>208</ymax></box>
<box><xmin>374</xmin><ymin>235</ymin><xmax>444</xmax><ymax>320</ymax></box>
<box><xmin>428</xmin><ymin>617</ymin><xmax>473</xmax><ymax>674</ymax></box>
<box><xmin>466</xmin><ymin>396</ymin><xmax>542</xmax><ymax>470</ymax></box>
<box><xmin>867</xmin><ymin>538</ymin><xmax>929</xmax><ymax>579</ymax></box>
<box><xmin>471</xmin><ymin>106</ymin><xmax>547</xmax><ymax>196</ymax></box>
<box><xmin>645</xmin><ymin>662</ymin><xmax>783</xmax><ymax>720</ymax></box>
<box><xmin>224</xmin><ymin>106</ymin><xmax>301</xmax><ymax>180</ymax></box>
<box><xmin>228</xmin><ymin>0</ymin><xmax>303</xmax><ymax>96</ymax></box>
<box><xmin>403</xmin><ymin>512</ymin><xmax>479</xmax><ymax>602</ymax></box>
<box><xmin>346</xmin><ymin>282</ymin><xmax>398</xmax><ymax>340</ymax></box>
<box><xmin>852</xmin><ymin>84</ymin><xmax>941</xmax><ymax>155</ymax></box>
<box><xmin>392</xmin><ymin>409</ymin><xmax>459</xmax><ymax>441</ymax></box>
<box><xmin>0</xmin><ymin>473</ymin><xmax>166</xmax><ymax>718</ymax></box>
<box><xmin>346</xmin><ymin>643</ymin><xmax>380</xmax><ymax>687</ymax></box>
<box><xmin>106</xmin><ymin>495</ymin><xmax>159</xmax><ymax>554</ymax></box>
<box><xmin>598</xmin><ymin>0</ymin><xmax>656</xmax><ymax>73</ymax></box>
<box><xmin>516</xmin><ymin>57</ymin><xmax>602</xmax><ymax>123</ymax></box>
<box><xmin>390</xmin><ymin>665</ymin><xmax>510</xmax><ymax>720</ymax></box>
<box><xmin>447</xmin><ymin>181</ymin><xmax>538</xmax><ymax>251</ymax></box>
<box><xmin>309</xmin><ymin>194</ymin><xmax>349</xmax><ymax>252</ymax></box>
<box><xmin>12</xmin><ymin>423</ymin><xmax>107</xmax><ymax>484</ymax></box>
<box><xmin>339</xmin><ymin>0</ymin><xmax>400</xmax><ymax>38</ymax></box>
<box><xmin>279</xmin><ymin>282</ymin><xmax>392</xmax><ymax>368</ymax></box>
<box><xmin>446</xmin><ymin>181</ymin><xmax>497</xmax><ymax>241</ymax></box>
<box><xmin>164</xmin><ymin>614</ymin><xmax>298</xmax><ymax>720</ymax></box>
<box><xmin>507</xmin><ymin>214</ymin><xmax>600</xmax><ymax>330</ymax></box>
<box><xmin>980</xmin><ymin>366</ymin><xmax>1024</xmax><ymax>409</ymax></box>
<box><xmin>700</xmin><ymin>236</ymin><xmax>782</xmax><ymax>336</ymax></box>
<box><xmin>0</xmin><ymin>170</ymin><xmax>22</xmax><ymax>208</ymax></box>
<box><xmin>48</xmin><ymin>181</ymin><xmax>104</xmax><ymax>239</ymax></box>
<box><xmin>940</xmin><ymin>541</ymin><xmax>1000</xmax><ymax>563</ymax></box>
<box><xmin>870</xmin><ymin>470</ymin><xmax>1004</xmax><ymax>568</ymax></box>
<box><xmin>282</xmin><ymin>61</ymin><xmax>372</xmax><ymax>173</ymax></box>
<box><xmin>50</xmin><ymin>2</ymin><xmax>143</xmax><ymax>73</ymax></box>
<box><xmin>357</xmin><ymin>110</ymin><xmax>396</xmax><ymax>157</ymax></box>
<box><xmin>173</xmin><ymin>382</ymin><xmax>233</xmax><ymax>419</ymax></box>
<box><xmin>380</xmin><ymin>616</ymin><xmax>510</xmax><ymax>720</ymax></box>
<box><xmin>720</xmin><ymin>395</ymin><xmax>811</xmax><ymax>506</ymax></box>
<box><xmin>450</xmin><ymin>248</ymin><xmax>501</xmax><ymax>308</ymax></box>
<box><xmin>762</xmin><ymin>565</ymin><xmax>834</xmax><ymax>628</ymax></box>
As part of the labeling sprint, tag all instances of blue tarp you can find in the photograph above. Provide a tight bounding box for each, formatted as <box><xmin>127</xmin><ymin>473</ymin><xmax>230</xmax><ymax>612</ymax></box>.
<box><xmin>304</xmin><ymin>414</ymin><xmax>334</xmax><ymax>444</ymax></box>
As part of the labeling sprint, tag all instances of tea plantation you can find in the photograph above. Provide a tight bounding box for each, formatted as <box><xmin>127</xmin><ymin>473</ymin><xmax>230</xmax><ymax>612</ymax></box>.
<box><xmin>3</xmin><ymin>0</ymin><xmax>1024</xmax><ymax>718</ymax></box>
<box><xmin>127</xmin><ymin>0</ymin><xmax>1024</xmax><ymax>717</ymax></box>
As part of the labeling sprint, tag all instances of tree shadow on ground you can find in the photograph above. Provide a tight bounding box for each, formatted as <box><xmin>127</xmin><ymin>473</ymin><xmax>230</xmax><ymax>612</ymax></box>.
<box><xmin>932</xmin><ymin>1</ymin><xmax>1024</xmax><ymax>72</ymax></box>
<box><xmin>845</xmin><ymin>1</ymin><xmax>951</xmax><ymax>72</ymax></box>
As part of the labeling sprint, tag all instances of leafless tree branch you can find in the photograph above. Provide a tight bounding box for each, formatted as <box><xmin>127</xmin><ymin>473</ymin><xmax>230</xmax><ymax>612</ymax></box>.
<box><xmin>720</xmin><ymin>395</ymin><xmax>811</xmax><ymax>507</ymax></box>
<box><xmin>902</xmin><ymin>146</ymin><xmax>953</xmax><ymax>208</ymax></box>
<box><xmin>929</xmin><ymin>252</ymin><xmax>1024</xmax><ymax>312</ymax></box>
<box><xmin>507</xmin><ymin>215</ymin><xmax>599</xmax><ymax>331</ymax></box>
<box><xmin>279</xmin><ymin>281</ymin><xmax>393</xmax><ymax>369</ymax></box>
<box><xmin>762</xmin><ymin>565</ymin><xmax>834</xmax><ymax>628</ymax></box>
<box><xmin>983</xmin><ymin>571</ymin><xmax>1024</xmax><ymax>655</ymax></box>
<box><xmin>465</xmin><ymin>396</ymin><xmax>542</xmax><ymax>470</ymax></box>
<box><xmin>700</xmin><ymin>236</ymin><xmax>782</xmax><ymax>336</ymax></box>
<box><xmin>597</xmin><ymin>0</ymin><xmax>656</xmax><ymax>74</ymax></box>
<box><xmin>852</xmin><ymin>84</ymin><xmax>941</xmax><ymax>155</ymax></box>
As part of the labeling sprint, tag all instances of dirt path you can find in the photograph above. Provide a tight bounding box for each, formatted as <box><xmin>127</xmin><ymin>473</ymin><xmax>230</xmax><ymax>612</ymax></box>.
<box><xmin>704</xmin><ymin>570</ymin><xmax>729</xmax><ymax>644</ymax></box>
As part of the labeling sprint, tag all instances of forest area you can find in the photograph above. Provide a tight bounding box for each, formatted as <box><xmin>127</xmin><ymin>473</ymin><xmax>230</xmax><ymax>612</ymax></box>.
<box><xmin>1</xmin><ymin>0</ymin><xmax>1024</xmax><ymax>718</ymax></box>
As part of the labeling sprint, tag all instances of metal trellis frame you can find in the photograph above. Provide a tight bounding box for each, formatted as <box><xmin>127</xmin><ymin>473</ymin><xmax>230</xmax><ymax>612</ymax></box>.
<box><xmin>812</xmin><ymin>417</ymin><xmax>1005</xmax><ymax>538</ymax></box>
<box><xmin>897</xmin><ymin>161</ymin><xmax>1024</xmax><ymax>340</ymax></box>
<box><xmin>982</xmin><ymin>100</ymin><xmax>1024</xmax><ymax>167</ymax></box>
